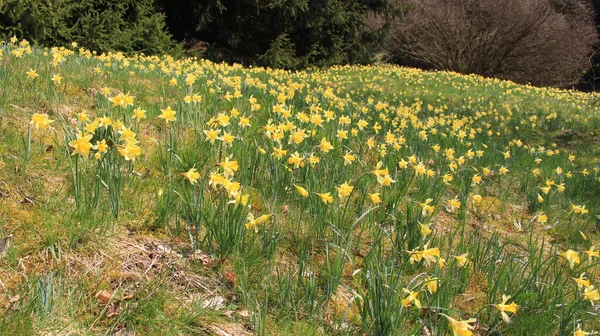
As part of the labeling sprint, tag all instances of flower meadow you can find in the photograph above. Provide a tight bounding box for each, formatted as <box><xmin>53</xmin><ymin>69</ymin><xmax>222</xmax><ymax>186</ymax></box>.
<box><xmin>0</xmin><ymin>38</ymin><xmax>599</xmax><ymax>335</ymax></box>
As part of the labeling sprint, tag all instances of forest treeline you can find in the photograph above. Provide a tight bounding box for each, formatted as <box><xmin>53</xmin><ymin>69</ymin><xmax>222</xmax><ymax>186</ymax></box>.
<box><xmin>1</xmin><ymin>0</ymin><xmax>600</xmax><ymax>87</ymax></box>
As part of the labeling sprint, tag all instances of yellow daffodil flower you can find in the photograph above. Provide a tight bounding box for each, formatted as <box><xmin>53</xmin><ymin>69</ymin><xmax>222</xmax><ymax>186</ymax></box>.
<box><xmin>294</xmin><ymin>185</ymin><xmax>309</xmax><ymax>197</ymax></box>
<box><xmin>182</xmin><ymin>168</ymin><xmax>200</xmax><ymax>184</ymax></box>
<box><xmin>69</xmin><ymin>132</ymin><xmax>94</xmax><ymax>157</ymax></box>
<box><xmin>560</xmin><ymin>250</ymin><xmax>580</xmax><ymax>269</ymax></box>
<box><xmin>494</xmin><ymin>294</ymin><xmax>519</xmax><ymax>323</ymax></box>
<box><xmin>159</xmin><ymin>106</ymin><xmax>176</xmax><ymax>123</ymax></box>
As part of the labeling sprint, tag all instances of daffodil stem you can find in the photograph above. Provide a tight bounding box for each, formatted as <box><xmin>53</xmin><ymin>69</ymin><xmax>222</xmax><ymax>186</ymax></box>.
<box><xmin>26</xmin><ymin>123</ymin><xmax>32</xmax><ymax>163</ymax></box>
<box><xmin>73</xmin><ymin>154</ymin><xmax>80</xmax><ymax>208</ymax></box>
<box><xmin>163</xmin><ymin>123</ymin><xmax>171</xmax><ymax>177</ymax></box>
<box><xmin>218</xmin><ymin>142</ymin><xmax>223</xmax><ymax>162</ymax></box>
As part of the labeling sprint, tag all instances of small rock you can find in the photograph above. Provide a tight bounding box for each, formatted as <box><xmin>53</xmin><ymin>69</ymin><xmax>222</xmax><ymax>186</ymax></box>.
<box><xmin>155</xmin><ymin>244</ymin><xmax>172</xmax><ymax>254</ymax></box>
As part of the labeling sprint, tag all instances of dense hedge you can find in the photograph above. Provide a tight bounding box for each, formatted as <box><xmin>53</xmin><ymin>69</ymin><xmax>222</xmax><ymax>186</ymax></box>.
<box><xmin>0</xmin><ymin>0</ymin><xmax>176</xmax><ymax>54</ymax></box>
<box><xmin>385</xmin><ymin>0</ymin><xmax>597</xmax><ymax>87</ymax></box>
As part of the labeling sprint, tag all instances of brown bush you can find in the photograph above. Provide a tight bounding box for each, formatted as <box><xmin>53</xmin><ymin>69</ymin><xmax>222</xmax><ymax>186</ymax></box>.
<box><xmin>386</xmin><ymin>0</ymin><xmax>598</xmax><ymax>86</ymax></box>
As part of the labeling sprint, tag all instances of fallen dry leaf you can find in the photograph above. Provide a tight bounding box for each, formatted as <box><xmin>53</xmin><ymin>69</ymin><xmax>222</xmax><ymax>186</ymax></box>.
<box><xmin>189</xmin><ymin>250</ymin><xmax>217</xmax><ymax>267</ymax></box>
<box><xmin>202</xmin><ymin>295</ymin><xmax>226</xmax><ymax>310</ymax></box>
<box><xmin>95</xmin><ymin>290</ymin><xmax>113</xmax><ymax>304</ymax></box>
<box><xmin>0</xmin><ymin>234</ymin><xmax>12</xmax><ymax>256</ymax></box>
<box><xmin>224</xmin><ymin>271</ymin><xmax>236</xmax><ymax>286</ymax></box>
<box><xmin>20</xmin><ymin>197</ymin><xmax>34</xmax><ymax>204</ymax></box>
<box><xmin>9</xmin><ymin>294</ymin><xmax>20</xmax><ymax>303</ymax></box>
<box><xmin>237</xmin><ymin>309</ymin><xmax>250</xmax><ymax>317</ymax></box>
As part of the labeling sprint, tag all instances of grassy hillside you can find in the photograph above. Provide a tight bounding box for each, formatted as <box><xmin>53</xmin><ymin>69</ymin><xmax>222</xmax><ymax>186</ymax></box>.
<box><xmin>0</xmin><ymin>39</ymin><xmax>599</xmax><ymax>335</ymax></box>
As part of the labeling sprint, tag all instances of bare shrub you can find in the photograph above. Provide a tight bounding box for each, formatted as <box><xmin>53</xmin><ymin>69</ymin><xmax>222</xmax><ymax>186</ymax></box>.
<box><xmin>386</xmin><ymin>0</ymin><xmax>598</xmax><ymax>86</ymax></box>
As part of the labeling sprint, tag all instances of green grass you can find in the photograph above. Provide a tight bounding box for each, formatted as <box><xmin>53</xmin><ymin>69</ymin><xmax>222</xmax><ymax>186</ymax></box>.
<box><xmin>0</xmin><ymin>39</ymin><xmax>599</xmax><ymax>335</ymax></box>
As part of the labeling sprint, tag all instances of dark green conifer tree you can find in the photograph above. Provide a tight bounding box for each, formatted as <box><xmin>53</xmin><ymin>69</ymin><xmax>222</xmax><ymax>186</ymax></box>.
<box><xmin>0</xmin><ymin>0</ymin><xmax>175</xmax><ymax>54</ymax></box>
<box><xmin>159</xmin><ymin>0</ymin><xmax>392</xmax><ymax>68</ymax></box>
